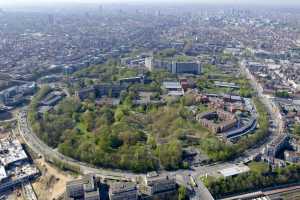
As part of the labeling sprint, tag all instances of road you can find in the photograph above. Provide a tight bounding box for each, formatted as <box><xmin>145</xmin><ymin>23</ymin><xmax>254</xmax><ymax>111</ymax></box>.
<box><xmin>17</xmin><ymin>107</ymin><xmax>240</xmax><ymax>200</ymax></box>
<box><xmin>240</xmin><ymin>60</ymin><xmax>286</xmax><ymax>148</ymax></box>
<box><xmin>15</xmin><ymin>61</ymin><xmax>287</xmax><ymax>200</ymax></box>
<box><xmin>17</xmin><ymin>110</ymin><xmax>139</xmax><ymax>182</ymax></box>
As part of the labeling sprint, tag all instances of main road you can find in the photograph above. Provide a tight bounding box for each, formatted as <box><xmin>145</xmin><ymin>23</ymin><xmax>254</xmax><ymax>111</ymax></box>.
<box><xmin>17</xmin><ymin>109</ymin><xmax>140</xmax><ymax>181</ymax></box>
<box><xmin>18</xmin><ymin>62</ymin><xmax>283</xmax><ymax>176</ymax></box>
<box><xmin>240</xmin><ymin>60</ymin><xmax>286</xmax><ymax>140</ymax></box>
<box><xmin>15</xmin><ymin>60</ymin><xmax>286</xmax><ymax>200</ymax></box>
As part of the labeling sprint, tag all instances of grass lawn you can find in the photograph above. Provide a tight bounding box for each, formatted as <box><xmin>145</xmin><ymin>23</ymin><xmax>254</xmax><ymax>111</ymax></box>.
<box><xmin>248</xmin><ymin>161</ymin><xmax>270</xmax><ymax>174</ymax></box>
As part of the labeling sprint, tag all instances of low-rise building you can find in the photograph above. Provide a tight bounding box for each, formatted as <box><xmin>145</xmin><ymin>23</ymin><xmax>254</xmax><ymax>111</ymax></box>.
<box><xmin>214</xmin><ymin>81</ymin><xmax>240</xmax><ymax>89</ymax></box>
<box><xmin>0</xmin><ymin>82</ymin><xmax>37</xmax><ymax>106</ymax></box>
<box><xmin>65</xmin><ymin>175</ymin><xmax>100</xmax><ymax>200</ymax></box>
<box><xmin>218</xmin><ymin>165</ymin><xmax>250</xmax><ymax>178</ymax></box>
<box><xmin>40</xmin><ymin>91</ymin><xmax>65</xmax><ymax>107</ymax></box>
<box><xmin>119</xmin><ymin>75</ymin><xmax>151</xmax><ymax>86</ymax></box>
<box><xmin>162</xmin><ymin>81</ymin><xmax>184</xmax><ymax>96</ymax></box>
<box><xmin>75</xmin><ymin>87</ymin><xmax>95</xmax><ymax>100</ymax></box>
<box><xmin>197</xmin><ymin>110</ymin><xmax>238</xmax><ymax>134</ymax></box>
<box><xmin>284</xmin><ymin>151</ymin><xmax>300</xmax><ymax>163</ymax></box>
<box><xmin>75</xmin><ymin>84</ymin><xmax>126</xmax><ymax>101</ymax></box>
<box><xmin>109</xmin><ymin>182</ymin><xmax>138</xmax><ymax>200</ymax></box>
<box><xmin>264</xmin><ymin>135</ymin><xmax>289</xmax><ymax>158</ymax></box>
<box><xmin>139</xmin><ymin>173</ymin><xmax>177</xmax><ymax>196</ymax></box>
<box><xmin>223</xmin><ymin>117</ymin><xmax>257</xmax><ymax>140</ymax></box>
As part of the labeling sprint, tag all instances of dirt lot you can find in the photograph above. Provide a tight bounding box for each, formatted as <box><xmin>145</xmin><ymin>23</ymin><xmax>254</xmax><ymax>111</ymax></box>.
<box><xmin>32</xmin><ymin>158</ymin><xmax>78</xmax><ymax>200</ymax></box>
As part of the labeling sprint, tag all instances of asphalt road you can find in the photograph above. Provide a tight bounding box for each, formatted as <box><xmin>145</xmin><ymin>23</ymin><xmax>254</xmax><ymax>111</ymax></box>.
<box><xmin>17</xmin><ymin>110</ymin><xmax>139</xmax><ymax>181</ymax></box>
<box><xmin>14</xmin><ymin>61</ymin><xmax>287</xmax><ymax>200</ymax></box>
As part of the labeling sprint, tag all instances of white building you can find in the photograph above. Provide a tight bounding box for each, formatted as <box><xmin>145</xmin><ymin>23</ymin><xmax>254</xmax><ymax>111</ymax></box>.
<box><xmin>162</xmin><ymin>81</ymin><xmax>184</xmax><ymax>96</ymax></box>
<box><xmin>145</xmin><ymin>57</ymin><xmax>202</xmax><ymax>75</ymax></box>
<box><xmin>218</xmin><ymin>165</ymin><xmax>250</xmax><ymax>178</ymax></box>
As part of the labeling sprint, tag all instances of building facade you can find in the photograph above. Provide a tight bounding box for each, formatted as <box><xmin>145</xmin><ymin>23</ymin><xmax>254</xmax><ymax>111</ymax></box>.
<box><xmin>65</xmin><ymin>175</ymin><xmax>100</xmax><ymax>200</ymax></box>
<box><xmin>145</xmin><ymin>57</ymin><xmax>201</xmax><ymax>75</ymax></box>
<box><xmin>109</xmin><ymin>182</ymin><xmax>138</xmax><ymax>200</ymax></box>
<box><xmin>139</xmin><ymin>174</ymin><xmax>177</xmax><ymax>196</ymax></box>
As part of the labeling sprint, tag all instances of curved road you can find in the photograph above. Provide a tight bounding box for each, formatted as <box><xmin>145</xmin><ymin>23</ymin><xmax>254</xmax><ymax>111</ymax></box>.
<box><xmin>17</xmin><ymin>60</ymin><xmax>285</xmax><ymax>178</ymax></box>
<box><xmin>17</xmin><ymin>110</ymin><xmax>140</xmax><ymax>181</ymax></box>
<box><xmin>15</xmin><ymin>61</ymin><xmax>287</xmax><ymax>200</ymax></box>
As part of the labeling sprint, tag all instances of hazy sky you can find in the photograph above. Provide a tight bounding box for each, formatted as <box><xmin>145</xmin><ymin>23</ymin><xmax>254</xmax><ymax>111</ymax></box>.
<box><xmin>0</xmin><ymin>0</ymin><xmax>300</xmax><ymax>7</ymax></box>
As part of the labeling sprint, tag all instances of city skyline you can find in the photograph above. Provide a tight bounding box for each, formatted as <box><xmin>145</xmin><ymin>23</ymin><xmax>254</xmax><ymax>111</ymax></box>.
<box><xmin>0</xmin><ymin>0</ymin><xmax>300</xmax><ymax>199</ymax></box>
<box><xmin>1</xmin><ymin>0</ymin><xmax>300</xmax><ymax>7</ymax></box>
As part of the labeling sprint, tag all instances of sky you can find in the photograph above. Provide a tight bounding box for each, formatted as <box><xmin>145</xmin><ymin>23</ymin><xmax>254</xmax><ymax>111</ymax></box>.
<box><xmin>0</xmin><ymin>0</ymin><xmax>300</xmax><ymax>7</ymax></box>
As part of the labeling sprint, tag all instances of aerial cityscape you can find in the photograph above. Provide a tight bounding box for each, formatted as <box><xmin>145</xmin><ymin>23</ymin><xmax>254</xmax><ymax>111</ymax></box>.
<box><xmin>0</xmin><ymin>0</ymin><xmax>300</xmax><ymax>200</ymax></box>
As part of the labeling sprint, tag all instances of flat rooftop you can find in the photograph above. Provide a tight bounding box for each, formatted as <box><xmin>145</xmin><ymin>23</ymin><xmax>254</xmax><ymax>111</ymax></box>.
<box><xmin>0</xmin><ymin>165</ymin><xmax>7</xmax><ymax>181</ymax></box>
<box><xmin>8</xmin><ymin>163</ymin><xmax>39</xmax><ymax>181</ymax></box>
<box><xmin>110</xmin><ymin>182</ymin><xmax>137</xmax><ymax>194</ymax></box>
<box><xmin>0</xmin><ymin>137</ymin><xmax>28</xmax><ymax>166</ymax></box>
<box><xmin>168</xmin><ymin>91</ymin><xmax>184</xmax><ymax>96</ymax></box>
<box><xmin>219</xmin><ymin>165</ymin><xmax>250</xmax><ymax>177</ymax></box>
<box><xmin>163</xmin><ymin>81</ymin><xmax>182</xmax><ymax>89</ymax></box>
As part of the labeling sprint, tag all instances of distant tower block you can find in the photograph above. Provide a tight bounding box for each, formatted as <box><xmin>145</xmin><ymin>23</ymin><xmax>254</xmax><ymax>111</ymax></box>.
<box><xmin>48</xmin><ymin>14</ymin><xmax>54</xmax><ymax>25</ymax></box>
<box><xmin>99</xmin><ymin>5</ymin><xmax>103</xmax><ymax>15</ymax></box>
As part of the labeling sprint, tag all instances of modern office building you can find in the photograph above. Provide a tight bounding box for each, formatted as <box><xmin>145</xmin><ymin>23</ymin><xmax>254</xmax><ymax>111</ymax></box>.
<box><xmin>145</xmin><ymin>57</ymin><xmax>201</xmax><ymax>75</ymax></box>
<box><xmin>171</xmin><ymin>61</ymin><xmax>202</xmax><ymax>74</ymax></box>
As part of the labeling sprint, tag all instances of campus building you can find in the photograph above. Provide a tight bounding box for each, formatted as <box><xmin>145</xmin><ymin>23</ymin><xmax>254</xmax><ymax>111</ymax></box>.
<box><xmin>145</xmin><ymin>57</ymin><xmax>202</xmax><ymax>75</ymax></box>
<box><xmin>196</xmin><ymin>110</ymin><xmax>238</xmax><ymax>134</ymax></box>
<box><xmin>109</xmin><ymin>182</ymin><xmax>138</xmax><ymax>200</ymax></box>
<box><xmin>75</xmin><ymin>84</ymin><xmax>126</xmax><ymax>100</ymax></box>
<box><xmin>0</xmin><ymin>82</ymin><xmax>37</xmax><ymax>106</ymax></box>
<box><xmin>139</xmin><ymin>173</ymin><xmax>177</xmax><ymax>196</ymax></box>
<box><xmin>65</xmin><ymin>175</ymin><xmax>100</xmax><ymax>200</ymax></box>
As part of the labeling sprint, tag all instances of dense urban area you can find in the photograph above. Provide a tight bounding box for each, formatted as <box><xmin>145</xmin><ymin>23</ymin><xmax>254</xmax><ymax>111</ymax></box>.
<box><xmin>0</xmin><ymin>2</ymin><xmax>300</xmax><ymax>200</ymax></box>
